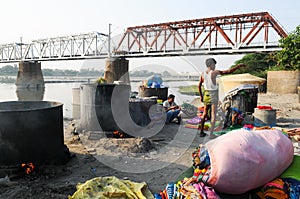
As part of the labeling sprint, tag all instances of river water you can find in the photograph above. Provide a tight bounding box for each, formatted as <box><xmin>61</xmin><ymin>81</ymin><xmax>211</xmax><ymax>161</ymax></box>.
<box><xmin>0</xmin><ymin>79</ymin><xmax>199</xmax><ymax>119</ymax></box>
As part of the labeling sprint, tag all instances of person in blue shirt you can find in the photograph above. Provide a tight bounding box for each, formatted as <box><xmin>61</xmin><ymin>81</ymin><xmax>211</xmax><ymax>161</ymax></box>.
<box><xmin>163</xmin><ymin>94</ymin><xmax>181</xmax><ymax>124</ymax></box>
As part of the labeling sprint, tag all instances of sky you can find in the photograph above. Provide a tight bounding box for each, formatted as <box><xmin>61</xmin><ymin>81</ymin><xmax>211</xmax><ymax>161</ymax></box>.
<box><xmin>0</xmin><ymin>0</ymin><xmax>299</xmax><ymax>74</ymax></box>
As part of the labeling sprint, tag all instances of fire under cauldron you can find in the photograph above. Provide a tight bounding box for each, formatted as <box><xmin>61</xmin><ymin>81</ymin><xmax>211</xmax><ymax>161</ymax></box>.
<box><xmin>0</xmin><ymin>101</ymin><xmax>70</xmax><ymax>165</ymax></box>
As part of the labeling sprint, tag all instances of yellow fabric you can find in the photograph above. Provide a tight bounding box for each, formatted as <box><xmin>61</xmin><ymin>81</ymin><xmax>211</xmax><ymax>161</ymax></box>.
<box><xmin>68</xmin><ymin>176</ymin><xmax>154</xmax><ymax>199</ymax></box>
<box><xmin>264</xmin><ymin>188</ymin><xmax>288</xmax><ymax>199</ymax></box>
<box><xmin>257</xmin><ymin>188</ymin><xmax>288</xmax><ymax>199</ymax></box>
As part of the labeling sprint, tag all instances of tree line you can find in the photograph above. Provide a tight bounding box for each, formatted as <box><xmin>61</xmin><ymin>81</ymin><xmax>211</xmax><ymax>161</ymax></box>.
<box><xmin>129</xmin><ymin>70</ymin><xmax>172</xmax><ymax>77</ymax></box>
<box><xmin>0</xmin><ymin>66</ymin><xmax>104</xmax><ymax>76</ymax></box>
<box><xmin>0</xmin><ymin>65</ymin><xmax>173</xmax><ymax>77</ymax></box>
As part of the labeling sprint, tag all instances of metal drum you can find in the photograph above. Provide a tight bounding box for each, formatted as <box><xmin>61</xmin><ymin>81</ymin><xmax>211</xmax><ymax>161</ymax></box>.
<box><xmin>253</xmin><ymin>108</ymin><xmax>276</xmax><ymax>127</ymax></box>
<box><xmin>95</xmin><ymin>84</ymin><xmax>131</xmax><ymax>131</ymax></box>
<box><xmin>0</xmin><ymin>101</ymin><xmax>69</xmax><ymax>164</ymax></box>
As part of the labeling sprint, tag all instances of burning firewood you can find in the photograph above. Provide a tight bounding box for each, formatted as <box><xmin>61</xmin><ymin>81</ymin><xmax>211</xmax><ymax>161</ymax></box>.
<box><xmin>21</xmin><ymin>163</ymin><xmax>35</xmax><ymax>174</ymax></box>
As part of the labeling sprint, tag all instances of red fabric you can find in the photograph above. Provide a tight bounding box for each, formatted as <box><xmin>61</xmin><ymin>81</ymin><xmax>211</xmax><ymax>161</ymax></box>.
<box><xmin>243</xmin><ymin>124</ymin><xmax>254</xmax><ymax>129</ymax></box>
<box><xmin>257</xmin><ymin>105</ymin><xmax>273</xmax><ymax>110</ymax></box>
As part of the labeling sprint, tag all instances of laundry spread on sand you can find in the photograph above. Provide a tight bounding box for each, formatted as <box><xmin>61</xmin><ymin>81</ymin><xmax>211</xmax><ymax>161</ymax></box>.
<box><xmin>68</xmin><ymin>176</ymin><xmax>154</xmax><ymax>199</ymax></box>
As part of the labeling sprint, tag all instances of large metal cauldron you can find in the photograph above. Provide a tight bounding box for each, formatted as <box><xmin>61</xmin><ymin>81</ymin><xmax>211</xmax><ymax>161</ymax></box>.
<box><xmin>0</xmin><ymin>101</ymin><xmax>69</xmax><ymax>164</ymax></box>
<box><xmin>95</xmin><ymin>84</ymin><xmax>157</xmax><ymax>132</ymax></box>
<box><xmin>95</xmin><ymin>84</ymin><xmax>131</xmax><ymax>131</ymax></box>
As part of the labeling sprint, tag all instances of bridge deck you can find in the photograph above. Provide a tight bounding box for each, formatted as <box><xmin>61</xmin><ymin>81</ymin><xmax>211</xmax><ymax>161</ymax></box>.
<box><xmin>0</xmin><ymin>12</ymin><xmax>287</xmax><ymax>63</ymax></box>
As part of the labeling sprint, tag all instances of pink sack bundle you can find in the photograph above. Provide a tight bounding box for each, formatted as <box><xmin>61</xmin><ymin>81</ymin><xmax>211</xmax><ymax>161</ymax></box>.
<box><xmin>205</xmin><ymin>129</ymin><xmax>294</xmax><ymax>194</ymax></box>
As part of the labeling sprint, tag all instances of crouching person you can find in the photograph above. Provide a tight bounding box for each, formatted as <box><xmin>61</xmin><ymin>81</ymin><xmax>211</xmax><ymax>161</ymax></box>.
<box><xmin>163</xmin><ymin>94</ymin><xmax>181</xmax><ymax>124</ymax></box>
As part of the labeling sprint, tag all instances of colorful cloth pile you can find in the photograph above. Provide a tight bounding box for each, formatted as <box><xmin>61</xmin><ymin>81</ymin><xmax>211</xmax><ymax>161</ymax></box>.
<box><xmin>256</xmin><ymin>178</ymin><xmax>300</xmax><ymax>199</ymax></box>
<box><xmin>256</xmin><ymin>178</ymin><xmax>288</xmax><ymax>198</ymax></box>
<box><xmin>192</xmin><ymin>145</ymin><xmax>210</xmax><ymax>172</ymax></box>
<box><xmin>154</xmin><ymin>178</ymin><xmax>220</xmax><ymax>199</ymax></box>
<box><xmin>242</xmin><ymin>124</ymin><xmax>277</xmax><ymax>131</ymax></box>
<box><xmin>185</xmin><ymin>116</ymin><xmax>202</xmax><ymax>125</ymax></box>
<box><xmin>283</xmin><ymin>178</ymin><xmax>300</xmax><ymax>199</ymax></box>
<box><xmin>184</xmin><ymin>116</ymin><xmax>210</xmax><ymax>130</ymax></box>
<box><xmin>285</xmin><ymin>127</ymin><xmax>300</xmax><ymax>142</ymax></box>
<box><xmin>155</xmin><ymin>145</ymin><xmax>220</xmax><ymax>199</ymax></box>
<box><xmin>184</xmin><ymin>116</ymin><xmax>223</xmax><ymax>132</ymax></box>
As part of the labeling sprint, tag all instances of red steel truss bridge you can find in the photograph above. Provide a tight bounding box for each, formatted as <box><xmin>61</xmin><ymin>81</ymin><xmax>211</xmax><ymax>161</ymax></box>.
<box><xmin>0</xmin><ymin>12</ymin><xmax>288</xmax><ymax>62</ymax></box>
<box><xmin>115</xmin><ymin>12</ymin><xmax>287</xmax><ymax>57</ymax></box>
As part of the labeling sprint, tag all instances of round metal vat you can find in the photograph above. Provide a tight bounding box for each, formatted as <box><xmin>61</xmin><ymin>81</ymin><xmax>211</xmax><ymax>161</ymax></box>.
<box><xmin>0</xmin><ymin>101</ymin><xmax>69</xmax><ymax>164</ymax></box>
<box><xmin>95</xmin><ymin>84</ymin><xmax>131</xmax><ymax>131</ymax></box>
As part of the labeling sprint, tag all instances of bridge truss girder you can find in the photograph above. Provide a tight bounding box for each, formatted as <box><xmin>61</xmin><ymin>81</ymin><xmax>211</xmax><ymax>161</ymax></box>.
<box><xmin>115</xmin><ymin>12</ymin><xmax>288</xmax><ymax>56</ymax></box>
<box><xmin>0</xmin><ymin>32</ymin><xmax>109</xmax><ymax>63</ymax></box>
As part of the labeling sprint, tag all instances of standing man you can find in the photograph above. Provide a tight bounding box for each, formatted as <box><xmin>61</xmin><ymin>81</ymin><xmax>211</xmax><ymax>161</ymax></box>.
<box><xmin>198</xmin><ymin>58</ymin><xmax>245</xmax><ymax>138</ymax></box>
<box><xmin>163</xmin><ymin>94</ymin><xmax>181</xmax><ymax>124</ymax></box>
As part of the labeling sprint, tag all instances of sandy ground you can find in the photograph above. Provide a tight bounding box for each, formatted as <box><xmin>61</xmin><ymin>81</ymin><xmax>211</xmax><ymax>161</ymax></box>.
<box><xmin>0</xmin><ymin>93</ymin><xmax>299</xmax><ymax>199</ymax></box>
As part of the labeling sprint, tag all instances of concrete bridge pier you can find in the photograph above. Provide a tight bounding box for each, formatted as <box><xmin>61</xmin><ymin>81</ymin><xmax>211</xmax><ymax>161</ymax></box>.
<box><xmin>104</xmin><ymin>57</ymin><xmax>130</xmax><ymax>84</ymax></box>
<box><xmin>15</xmin><ymin>61</ymin><xmax>45</xmax><ymax>101</ymax></box>
<box><xmin>16</xmin><ymin>61</ymin><xmax>45</xmax><ymax>89</ymax></box>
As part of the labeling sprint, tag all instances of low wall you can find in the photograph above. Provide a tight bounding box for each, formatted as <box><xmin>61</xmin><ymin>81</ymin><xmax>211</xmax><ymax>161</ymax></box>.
<box><xmin>267</xmin><ymin>71</ymin><xmax>300</xmax><ymax>94</ymax></box>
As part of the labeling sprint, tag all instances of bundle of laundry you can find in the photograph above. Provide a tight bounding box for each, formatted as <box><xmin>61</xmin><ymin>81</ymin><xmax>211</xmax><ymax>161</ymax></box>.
<box><xmin>204</xmin><ymin>129</ymin><xmax>294</xmax><ymax>194</ymax></box>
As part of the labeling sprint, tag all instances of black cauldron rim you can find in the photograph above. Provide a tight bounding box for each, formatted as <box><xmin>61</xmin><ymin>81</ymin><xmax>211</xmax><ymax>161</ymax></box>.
<box><xmin>0</xmin><ymin>101</ymin><xmax>63</xmax><ymax>112</ymax></box>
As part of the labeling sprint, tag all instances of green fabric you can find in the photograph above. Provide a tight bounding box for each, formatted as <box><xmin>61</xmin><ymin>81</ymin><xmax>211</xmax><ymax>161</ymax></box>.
<box><xmin>214</xmin><ymin>125</ymin><xmax>243</xmax><ymax>135</ymax></box>
<box><xmin>280</xmin><ymin>155</ymin><xmax>300</xmax><ymax>181</ymax></box>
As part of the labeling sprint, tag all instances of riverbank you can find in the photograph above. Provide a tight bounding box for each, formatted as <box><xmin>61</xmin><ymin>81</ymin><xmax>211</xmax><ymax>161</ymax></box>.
<box><xmin>0</xmin><ymin>93</ymin><xmax>299</xmax><ymax>198</ymax></box>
